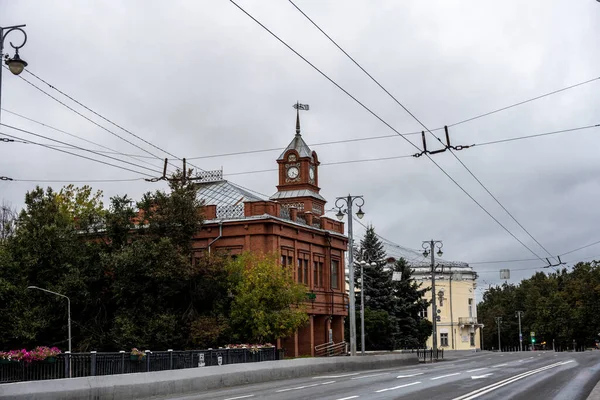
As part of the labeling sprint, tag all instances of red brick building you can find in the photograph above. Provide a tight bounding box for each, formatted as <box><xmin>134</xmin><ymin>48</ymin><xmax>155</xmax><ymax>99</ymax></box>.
<box><xmin>192</xmin><ymin>117</ymin><xmax>348</xmax><ymax>357</ymax></box>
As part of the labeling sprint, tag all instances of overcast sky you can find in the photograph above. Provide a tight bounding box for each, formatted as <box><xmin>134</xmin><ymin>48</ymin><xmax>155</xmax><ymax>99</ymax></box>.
<box><xmin>1</xmin><ymin>0</ymin><xmax>599</xmax><ymax>295</ymax></box>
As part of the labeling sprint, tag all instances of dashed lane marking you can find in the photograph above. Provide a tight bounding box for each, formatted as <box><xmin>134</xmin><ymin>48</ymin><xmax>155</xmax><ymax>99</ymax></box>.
<box><xmin>375</xmin><ymin>381</ymin><xmax>421</xmax><ymax>393</ymax></box>
<box><xmin>224</xmin><ymin>396</ymin><xmax>254</xmax><ymax>400</ymax></box>
<box><xmin>350</xmin><ymin>373</ymin><xmax>389</xmax><ymax>380</ymax></box>
<box><xmin>397</xmin><ymin>373</ymin><xmax>424</xmax><ymax>378</ymax></box>
<box><xmin>321</xmin><ymin>381</ymin><xmax>336</xmax><ymax>385</ymax></box>
<box><xmin>276</xmin><ymin>384</ymin><xmax>320</xmax><ymax>392</ymax></box>
<box><xmin>431</xmin><ymin>373</ymin><xmax>461</xmax><ymax>380</ymax></box>
<box><xmin>336</xmin><ymin>397</ymin><xmax>359</xmax><ymax>400</ymax></box>
<box><xmin>466</xmin><ymin>368</ymin><xmax>488</xmax><ymax>373</ymax></box>
<box><xmin>313</xmin><ymin>373</ymin><xmax>360</xmax><ymax>379</ymax></box>
<box><xmin>492</xmin><ymin>364</ymin><xmax>508</xmax><ymax>367</ymax></box>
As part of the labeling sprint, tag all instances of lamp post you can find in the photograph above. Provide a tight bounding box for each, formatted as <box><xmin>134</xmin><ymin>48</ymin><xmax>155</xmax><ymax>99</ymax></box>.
<box><xmin>335</xmin><ymin>194</ymin><xmax>365</xmax><ymax>356</ymax></box>
<box><xmin>516</xmin><ymin>311</ymin><xmax>524</xmax><ymax>352</ymax></box>
<box><xmin>422</xmin><ymin>240</ymin><xmax>443</xmax><ymax>353</ymax></box>
<box><xmin>27</xmin><ymin>286</ymin><xmax>71</xmax><ymax>355</ymax></box>
<box><xmin>0</xmin><ymin>24</ymin><xmax>28</xmax><ymax>124</ymax></box>
<box><xmin>357</xmin><ymin>248</ymin><xmax>378</xmax><ymax>355</ymax></box>
<box><xmin>495</xmin><ymin>316</ymin><xmax>502</xmax><ymax>352</ymax></box>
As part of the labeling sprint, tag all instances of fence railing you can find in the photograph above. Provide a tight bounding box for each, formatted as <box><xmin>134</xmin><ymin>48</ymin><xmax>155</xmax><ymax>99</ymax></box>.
<box><xmin>0</xmin><ymin>347</ymin><xmax>284</xmax><ymax>384</ymax></box>
<box><xmin>414</xmin><ymin>348</ymin><xmax>444</xmax><ymax>362</ymax></box>
<box><xmin>315</xmin><ymin>342</ymin><xmax>347</xmax><ymax>357</ymax></box>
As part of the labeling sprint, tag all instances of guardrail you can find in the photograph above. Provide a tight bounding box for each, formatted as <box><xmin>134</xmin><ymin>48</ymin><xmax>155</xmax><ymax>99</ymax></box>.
<box><xmin>315</xmin><ymin>342</ymin><xmax>347</xmax><ymax>357</ymax></box>
<box><xmin>0</xmin><ymin>347</ymin><xmax>284</xmax><ymax>384</ymax></box>
<box><xmin>414</xmin><ymin>348</ymin><xmax>444</xmax><ymax>362</ymax></box>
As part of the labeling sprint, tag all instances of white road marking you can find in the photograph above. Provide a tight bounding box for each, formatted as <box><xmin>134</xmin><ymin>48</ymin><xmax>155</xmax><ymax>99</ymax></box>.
<box><xmin>431</xmin><ymin>372</ymin><xmax>461</xmax><ymax>380</ymax></box>
<box><xmin>336</xmin><ymin>397</ymin><xmax>359</xmax><ymax>400</ymax></box>
<box><xmin>486</xmin><ymin>357</ymin><xmax>491</xmax><ymax>359</ymax></box>
<box><xmin>350</xmin><ymin>373</ymin><xmax>389</xmax><ymax>380</ymax></box>
<box><xmin>452</xmin><ymin>361</ymin><xmax>569</xmax><ymax>400</ymax></box>
<box><xmin>397</xmin><ymin>373</ymin><xmax>424</xmax><ymax>378</ymax></box>
<box><xmin>466</xmin><ymin>368</ymin><xmax>488</xmax><ymax>373</ymax></box>
<box><xmin>375</xmin><ymin>381</ymin><xmax>421</xmax><ymax>393</ymax></box>
<box><xmin>471</xmin><ymin>374</ymin><xmax>493</xmax><ymax>379</ymax></box>
<box><xmin>492</xmin><ymin>363</ymin><xmax>508</xmax><ymax>367</ymax></box>
<box><xmin>313</xmin><ymin>373</ymin><xmax>360</xmax><ymax>379</ymax></box>
<box><xmin>321</xmin><ymin>381</ymin><xmax>336</xmax><ymax>385</ymax></box>
<box><xmin>276</xmin><ymin>383</ymin><xmax>320</xmax><ymax>392</ymax></box>
<box><xmin>224</xmin><ymin>396</ymin><xmax>254</xmax><ymax>400</ymax></box>
<box><xmin>560</xmin><ymin>360</ymin><xmax>575</xmax><ymax>365</ymax></box>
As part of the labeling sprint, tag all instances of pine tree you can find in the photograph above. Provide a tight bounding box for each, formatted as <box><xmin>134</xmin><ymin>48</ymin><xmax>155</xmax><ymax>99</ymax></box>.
<box><xmin>391</xmin><ymin>257</ymin><xmax>431</xmax><ymax>348</ymax></box>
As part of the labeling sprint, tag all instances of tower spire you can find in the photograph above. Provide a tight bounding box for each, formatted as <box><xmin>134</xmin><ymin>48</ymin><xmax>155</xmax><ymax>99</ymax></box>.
<box><xmin>293</xmin><ymin>102</ymin><xmax>309</xmax><ymax>137</ymax></box>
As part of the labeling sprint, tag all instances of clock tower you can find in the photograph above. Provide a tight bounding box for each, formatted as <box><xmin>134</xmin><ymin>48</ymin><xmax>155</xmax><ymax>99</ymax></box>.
<box><xmin>270</xmin><ymin>106</ymin><xmax>325</xmax><ymax>217</ymax></box>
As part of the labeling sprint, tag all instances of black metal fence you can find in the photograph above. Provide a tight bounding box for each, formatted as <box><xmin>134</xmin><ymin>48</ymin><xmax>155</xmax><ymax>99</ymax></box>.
<box><xmin>414</xmin><ymin>348</ymin><xmax>444</xmax><ymax>362</ymax></box>
<box><xmin>0</xmin><ymin>347</ymin><xmax>284</xmax><ymax>384</ymax></box>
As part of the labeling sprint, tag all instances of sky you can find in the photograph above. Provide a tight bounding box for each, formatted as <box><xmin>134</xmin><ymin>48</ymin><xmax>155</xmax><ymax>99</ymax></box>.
<box><xmin>1</xmin><ymin>0</ymin><xmax>599</xmax><ymax>296</ymax></box>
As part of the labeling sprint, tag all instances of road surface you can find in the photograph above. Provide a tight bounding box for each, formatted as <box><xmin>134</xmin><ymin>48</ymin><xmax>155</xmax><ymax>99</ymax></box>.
<box><xmin>156</xmin><ymin>351</ymin><xmax>600</xmax><ymax>400</ymax></box>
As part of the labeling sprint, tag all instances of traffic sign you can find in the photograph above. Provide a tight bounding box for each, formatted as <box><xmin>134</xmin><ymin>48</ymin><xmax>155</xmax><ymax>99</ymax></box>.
<box><xmin>530</xmin><ymin>331</ymin><xmax>535</xmax><ymax>337</ymax></box>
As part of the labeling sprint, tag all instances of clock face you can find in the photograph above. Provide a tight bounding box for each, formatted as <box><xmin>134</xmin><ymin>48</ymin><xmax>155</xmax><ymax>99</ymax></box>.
<box><xmin>287</xmin><ymin>166</ymin><xmax>299</xmax><ymax>179</ymax></box>
<box><xmin>309</xmin><ymin>167</ymin><xmax>315</xmax><ymax>180</ymax></box>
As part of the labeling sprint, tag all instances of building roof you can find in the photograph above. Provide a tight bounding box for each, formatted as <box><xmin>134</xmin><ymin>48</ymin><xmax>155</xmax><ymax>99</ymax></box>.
<box><xmin>269</xmin><ymin>188</ymin><xmax>326</xmax><ymax>202</ymax></box>
<box><xmin>277</xmin><ymin>133</ymin><xmax>314</xmax><ymax>162</ymax></box>
<box><xmin>196</xmin><ymin>180</ymin><xmax>265</xmax><ymax>207</ymax></box>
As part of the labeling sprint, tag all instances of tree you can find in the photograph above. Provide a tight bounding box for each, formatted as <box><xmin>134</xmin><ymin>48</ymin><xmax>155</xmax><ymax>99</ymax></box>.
<box><xmin>226</xmin><ymin>252</ymin><xmax>308</xmax><ymax>343</ymax></box>
<box><xmin>391</xmin><ymin>257</ymin><xmax>431</xmax><ymax>348</ymax></box>
<box><xmin>0</xmin><ymin>200</ymin><xmax>17</xmax><ymax>245</ymax></box>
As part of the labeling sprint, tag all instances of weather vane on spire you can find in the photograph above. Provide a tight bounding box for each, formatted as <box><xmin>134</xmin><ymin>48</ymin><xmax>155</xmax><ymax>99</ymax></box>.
<box><xmin>293</xmin><ymin>101</ymin><xmax>309</xmax><ymax>135</ymax></box>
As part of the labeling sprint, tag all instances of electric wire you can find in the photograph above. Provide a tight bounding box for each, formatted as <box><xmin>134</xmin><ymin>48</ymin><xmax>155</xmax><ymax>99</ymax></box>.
<box><xmin>230</xmin><ymin>0</ymin><xmax>548</xmax><ymax>265</ymax></box>
<box><xmin>23</xmin><ymin>68</ymin><xmax>186</xmax><ymax>169</ymax></box>
<box><xmin>10</xmin><ymin>177</ymin><xmax>146</xmax><ymax>183</ymax></box>
<box><xmin>1</xmin><ymin>124</ymin><xmax>163</xmax><ymax>175</ymax></box>
<box><xmin>1</xmin><ymin>108</ymin><xmax>166</xmax><ymax>170</ymax></box>
<box><xmin>559</xmin><ymin>239</ymin><xmax>600</xmax><ymax>257</ymax></box>
<box><xmin>286</xmin><ymin>1</ymin><xmax>559</xmax><ymax>267</ymax></box>
<box><xmin>4</xmin><ymin>66</ymin><xmax>178</xmax><ymax>173</ymax></box>
<box><xmin>0</xmin><ymin>131</ymin><xmax>156</xmax><ymax>178</ymax></box>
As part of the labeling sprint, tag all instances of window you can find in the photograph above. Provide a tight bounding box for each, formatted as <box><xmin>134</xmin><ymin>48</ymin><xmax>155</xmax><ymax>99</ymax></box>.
<box><xmin>470</xmin><ymin>332</ymin><xmax>475</xmax><ymax>347</ymax></box>
<box><xmin>331</xmin><ymin>259</ymin><xmax>339</xmax><ymax>289</ymax></box>
<box><xmin>297</xmin><ymin>253</ymin><xmax>310</xmax><ymax>284</ymax></box>
<box><xmin>440</xmin><ymin>333</ymin><xmax>449</xmax><ymax>347</ymax></box>
<box><xmin>420</xmin><ymin>308</ymin><xmax>428</xmax><ymax>319</ymax></box>
<box><xmin>468</xmin><ymin>298</ymin><xmax>473</xmax><ymax>318</ymax></box>
<box><xmin>281</xmin><ymin>248</ymin><xmax>294</xmax><ymax>270</ymax></box>
<box><xmin>313</xmin><ymin>258</ymin><xmax>324</xmax><ymax>288</ymax></box>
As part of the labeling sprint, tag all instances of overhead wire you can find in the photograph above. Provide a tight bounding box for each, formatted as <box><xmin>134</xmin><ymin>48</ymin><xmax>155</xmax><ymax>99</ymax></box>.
<box><xmin>286</xmin><ymin>0</ymin><xmax>564</xmax><ymax>269</ymax></box>
<box><xmin>230</xmin><ymin>0</ymin><xmax>549</xmax><ymax>266</ymax></box>
<box><xmin>1</xmin><ymin>124</ymin><xmax>163</xmax><ymax>175</ymax></box>
<box><xmin>22</xmin><ymin>68</ymin><xmax>185</xmax><ymax>171</ymax></box>
<box><xmin>559</xmin><ymin>239</ymin><xmax>600</xmax><ymax>257</ymax></box>
<box><xmin>0</xmin><ymin>131</ymin><xmax>156</xmax><ymax>178</ymax></box>
<box><xmin>4</xmin><ymin>66</ymin><xmax>179</xmax><ymax>173</ymax></box>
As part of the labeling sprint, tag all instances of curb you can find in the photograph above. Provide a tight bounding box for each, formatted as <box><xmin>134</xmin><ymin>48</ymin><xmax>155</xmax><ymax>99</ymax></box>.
<box><xmin>587</xmin><ymin>379</ymin><xmax>600</xmax><ymax>400</ymax></box>
<box><xmin>0</xmin><ymin>353</ymin><xmax>418</xmax><ymax>400</ymax></box>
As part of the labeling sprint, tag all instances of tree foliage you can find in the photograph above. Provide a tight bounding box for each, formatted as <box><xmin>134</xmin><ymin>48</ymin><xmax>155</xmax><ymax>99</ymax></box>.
<box><xmin>477</xmin><ymin>262</ymin><xmax>600</xmax><ymax>350</ymax></box>
<box><xmin>227</xmin><ymin>252</ymin><xmax>308</xmax><ymax>343</ymax></box>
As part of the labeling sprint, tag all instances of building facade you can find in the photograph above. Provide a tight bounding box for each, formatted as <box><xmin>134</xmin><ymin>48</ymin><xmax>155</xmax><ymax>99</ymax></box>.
<box><xmin>191</xmin><ymin>118</ymin><xmax>348</xmax><ymax>357</ymax></box>
<box><xmin>412</xmin><ymin>265</ymin><xmax>483</xmax><ymax>350</ymax></box>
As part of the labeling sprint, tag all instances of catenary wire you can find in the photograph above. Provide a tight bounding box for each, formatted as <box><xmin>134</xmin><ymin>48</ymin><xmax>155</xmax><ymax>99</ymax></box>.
<box><xmin>1</xmin><ymin>108</ymin><xmax>166</xmax><ymax>170</ymax></box>
<box><xmin>0</xmin><ymin>131</ymin><xmax>156</xmax><ymax>178</ymax></box>
<box><xmin>559</xmin><ymin>239</ymin><xmax>600</xmax><ymax>257</ymax></box>
<box><xmin>1</xmin><ymin>124</ymin><xmax>163</xmax><ymax>175</ymax></box>
<box><xmin>4</xmin><ymin>66</ymin><xmax>179</xmax><ymax>173</ymax></box>
<box><xmin>10</xmin><ymin>177</ymin><xmax>146</xmax><ymax>183</ymax></box>
<box><xmin>23</xmin><ymin>69</ymin><xmax>187</xmax><ymax>169</ymax></box>
<box><xmin>286</xmin><ymin>1</ymin><xmax>558</xmax><ymax>267</ymax></box>
<box><xmin>229</xmin><ymin>0</ymin><xmax>552</xmax><ymax>265</ymax></box>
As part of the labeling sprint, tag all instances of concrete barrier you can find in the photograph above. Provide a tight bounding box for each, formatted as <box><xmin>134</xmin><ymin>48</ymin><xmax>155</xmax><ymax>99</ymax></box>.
<box><xmin>0</xmin><ymin>353</ymin><xmax>418</xmax><ymax>400</ymax></box>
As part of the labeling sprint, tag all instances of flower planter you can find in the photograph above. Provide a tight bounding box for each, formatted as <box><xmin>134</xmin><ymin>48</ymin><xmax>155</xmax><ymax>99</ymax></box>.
<box><xmin>44</xmin><ymin>356</ymin><xmax>56</xmax><ymax>363</ymax></box>
<box><xmin>130</xmin><ymin>355</ymin><xmax>145</xmax><ymax>362</ymax></box>
<box><xmin>0</xmin><ymin>359</ymin><xmax>16</xmax><ymax>364</ymax></box>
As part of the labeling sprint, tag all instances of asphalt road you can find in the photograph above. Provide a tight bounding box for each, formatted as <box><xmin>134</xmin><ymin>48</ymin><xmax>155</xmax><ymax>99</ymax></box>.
<box><xmin>156</xmin><ymin>351</ymin><xmax>600</xmax><ymax>400</ymax></box>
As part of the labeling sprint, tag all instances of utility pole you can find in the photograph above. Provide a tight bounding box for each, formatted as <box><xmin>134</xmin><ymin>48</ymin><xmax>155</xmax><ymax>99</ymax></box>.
<box><xmin>422</xmin><ymin>240</ymin><xmax>443</xmax><ymax>353</ymax></box>
<box><xmin>516</xmin><ymin>311</ymin><xmax>524</xmax><ymax>352</ymax></box>
<box><xmin>495</xmin><ymin>317</ymin><xmax>502</xmax><ymax>352</ymax></box>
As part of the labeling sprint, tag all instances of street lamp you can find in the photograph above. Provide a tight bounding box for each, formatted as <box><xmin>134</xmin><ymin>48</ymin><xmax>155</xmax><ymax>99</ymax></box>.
<box><xmin>335</xmin><ymin>194</ymin><xmax>365</xmax><ymax>356</ymax></box>
<box><xmin>422</xmin><ymin>240</ymin><xmax>443</xmax><ymax>353</ymax></box>
<box><xmin>0</xmin><ymin>24</ymin><xmax>28</xmax><ymax>124</ymax></box>
<box><xmin>27</xmin><ymin>286</ymin><xmax>71</xmax><ymax>355</ymax></box>
<box><xmin>357</xmin><ymin>247</ymin><xmax>378</xmax><ymax>355</ymax></box>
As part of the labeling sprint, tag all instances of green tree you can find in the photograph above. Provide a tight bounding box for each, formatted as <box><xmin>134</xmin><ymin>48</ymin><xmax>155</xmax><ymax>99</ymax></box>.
<box><xmin>391</xmin><ymin>257</ymin><xmax>431</xmax><ymax>348</ymax></box>
<box><xmin>357</xmin><ymin>226</ymin><xmax>394</xmax><ymax>313</ymax></box>
<box><xmin>227</xmin><ymin>252</ymin><xmax>308</xmax><ymax>343</ymax></box>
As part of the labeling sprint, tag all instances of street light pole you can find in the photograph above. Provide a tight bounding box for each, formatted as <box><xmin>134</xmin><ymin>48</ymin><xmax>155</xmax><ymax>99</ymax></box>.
<box><xmin>495</xmin><ymin>317</ymin><xmax>502</xmax><ymax>352</ymax></box>
<box><xmin>516</xmin><ymin>311</ymin><xmax>524</xmax><ymax>352</ymax></box>
<box><xmin>357</xmin><ymin>249</ymin><xmax>377</xmax><ymax>355</ymax></box>
<box><xmin>27</xmin><ymin>286</ymin><xmax>71</xmax><ymax>355</ymax></box>
<box><xmin>422</xmin><ymin>240</ymin><xmax>443</xmax><ymax>353</ymax></box>
<box><xmin>335</xmin><ymin>195</ymin><xmax>365</xmax><ymax>357</ymax></box>
<box><xmin>0</xmin><ymin>24</ymin><xmax>28</xmax><ymax>124</ymax></box>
